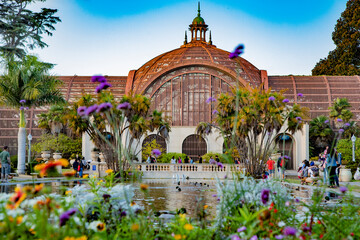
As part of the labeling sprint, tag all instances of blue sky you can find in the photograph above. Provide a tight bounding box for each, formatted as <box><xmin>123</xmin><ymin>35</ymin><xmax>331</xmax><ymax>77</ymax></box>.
<box><xmin>31</xmin><ymin>0</ymin><xmax>348</xmax><ymax>76</ymax></box>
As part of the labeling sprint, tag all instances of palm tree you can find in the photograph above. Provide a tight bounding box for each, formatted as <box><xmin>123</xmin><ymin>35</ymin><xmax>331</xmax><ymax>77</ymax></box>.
<box><xmin>329</xmin><ymin>98</ymin><xmax>353</xmax><ymax>126</ymax></box>
<box><xmin>309</xmin><ymin>116</ymin><xmax>334</xmax><ymax>156</ymax></box>
<box><xmin>0</xmin><ymin>56</ymin><xmax>64</xmax><ymax>174</ymax></box>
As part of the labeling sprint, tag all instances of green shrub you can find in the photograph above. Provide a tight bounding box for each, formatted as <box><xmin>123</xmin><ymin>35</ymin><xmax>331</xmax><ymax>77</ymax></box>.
<box><xmin>157</xmin><ymin>152</ymin><xmax>187</xmax><ymax>163</ymax></box>
<box><xmin>336</xmin><ymin>138</ymin><xmax>360</xmax><ymax>174</ymax></box>
<box><xmin>201</xmin><ymin>152</ymin><xmax>226</xmax><ymax>163</ymax></box>
<box><xmin>10</xmin><ymin>155</ymin><xmax>17</xmax><ymax>172</ymax></box>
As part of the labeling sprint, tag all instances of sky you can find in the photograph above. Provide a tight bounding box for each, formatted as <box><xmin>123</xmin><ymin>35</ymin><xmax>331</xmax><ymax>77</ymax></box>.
<box><xmin>30</xmin><ymin>0</ymin><xmax>348</xmax><ymax>76</ymax></box>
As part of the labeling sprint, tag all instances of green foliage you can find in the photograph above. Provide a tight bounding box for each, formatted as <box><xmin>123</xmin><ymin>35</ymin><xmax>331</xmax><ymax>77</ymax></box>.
<box><xmin>328</xmin><ymin>98</ymin><xmax>353</xmax><ymax>123</ymax></box>
<box><xmin>0</xmin><ymin>0</ymin><xmax>61</xmax><ymax>59</ymax></box>
<box><xmin>32</xmin><ymin>133</ymin><xmax>81</xmax><ymax>159</ymax></box>
<box><xmin>312</xmin><ymin>0</ymin><xmax>360</xmax><ymax>75</ymax></box>
<box><xmin>157</xmin><ymin>152</ymin><xmax>187</xmax><ymax>163</ymax></box>
<box><xmin>336</xmin><ymin>138</ymin><xmax>360</xmax><ymax>173</ymax></box>
<box><xmin>141</xmin><ymin>139</ymin><xmax>164</xmax><ymax>161</ymax></box>
<box><xmin>10</xmin><ymin>155</ymin><xmax>17</xmax><ymax>172</ymax></box>
<box><xmin>309</xmin><ymin>116</ymin><xmax>334</xmax><ymax>157</ymax></box>
<box><xmin>0</xmin><ymin>55</ymin><xmax>65</xmax><ymax>110</ymax></box>
<box><xmin>201</xmin><ymin>152</ymin><xmax>226</xmax><ymax>163</ymax></box>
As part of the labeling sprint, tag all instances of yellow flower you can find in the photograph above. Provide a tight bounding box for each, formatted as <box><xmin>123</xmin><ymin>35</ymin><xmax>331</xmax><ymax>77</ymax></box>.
<box><xmin>64</xmin><ymin>237</ymin><xmax>75</xmax><ymax>240</ymax></box>
<box><xmin>203</xmin><ymin>205</ymin><xmax>209</xmax><ymax>210</ymax></box>
<box><xmin>65</xmin><ymin>190</ymin><xmax>72</xmax><ymax>195</ymax></box>
<box><xmin>140</xmin><ymin>184</ymin><xmax>149</xmax><ymax>191</ymax></box>
<box><xmin>105</xmin><ymin>169</ymin><xmax>113</xmax><ymax>174</ymax></box>
<box><xmin>179</xmin><ymin>213</ymin><xmax>186</xmax><ymax>221</ymax></box>
<box><xmin>63</xmin><ymin>170</ymin><xmax>76</xmax><ymax>177</ymax></box>
<box><xmin>58</xmin><ymin>159</ymin><xmax>69</xmax><ymax>167</ymax></box>
<box><xmin>16</xmin><ymin>216</ymin><xmax>23</xmax><ymax>224</ymax></box>
<box><xmin>131</xmin><ymin>223</ymin><xmax>139</xmax><ymax>231</ymax></box>
<box><xmin>82</xmin><ymin>174</ymin><xmax>89</xmax><ymax>179</ymax></box>
<box><xmin>33</xmin><ymin>183</ymin><xmax>44</xmax><ymax>194</ymax></box>
<box><xmin>76</xmin><ymin>236</ymin><xmax>87</xmax><ymax>240</ymax></box>
<box><xmin>29</xmin><ymin>228</ymin><xmax>36</xmax><ymax>235</ymax></box>
<box><xmin>174</xmin><ymin>234</ymin><xmax>183</xmax><ymax>240</ymax></box>
<box><xmin>96</xmin><ymin>222</ymin><xmax>106</xmax><ymax>232</ymax></box>
<box><xmin>184</xmin><ymin>224</ymin><xmax>193</xmax><ymax>231</ymax></box>
<box><xmin>6</xmin><ymin>187</ymin><xmax>26</xmax><ymax>209</ymax></box>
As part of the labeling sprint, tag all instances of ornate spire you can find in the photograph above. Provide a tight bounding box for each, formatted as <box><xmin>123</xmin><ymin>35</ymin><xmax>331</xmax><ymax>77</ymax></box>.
<box><xmin>197</xmin><ymin>2</ymin><xmax>201</xmax><ymax>17</ymax></box>
<box><xmin>184</xmin><ymin>31</ymin><xmax>188</xmax><ymax>45</ymax></box>
<box><xmin>208</xmin><ymin>31</ymin><xmax>212</xmax><ymax>45</ymax></box>
<box><xmin>189</xmin><ymin>2</ymin><xmax>208</xmax><ymax>43</ymax></box>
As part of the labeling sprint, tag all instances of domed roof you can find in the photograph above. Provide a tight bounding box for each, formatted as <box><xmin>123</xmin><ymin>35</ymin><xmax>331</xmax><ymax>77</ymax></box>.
<box><xmin>192</xmin><ymin>16</ymin><xmax>205</xmax><ymax>25</ymax></box>
<box><xmin>130</xmin><ymin>43</ymin><xmax>262</xmax><ymax>94</ymax></box>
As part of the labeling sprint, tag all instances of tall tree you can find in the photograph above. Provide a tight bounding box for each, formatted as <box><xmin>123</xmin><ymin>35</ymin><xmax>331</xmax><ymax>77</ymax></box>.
<box><xmin>0</xmin><ymin>55</ymin><xmax>64</xmax><ymax>174</ymax></box>
<box><xmin>0</xmin><ymin>0</ymin><xmax>61</xmax><ymax>59</ymax></box>
<box><xmin>312</xmin><ymin>0</ymin><xmax>360</xmax><ymax>75</ymax></box>
<box><xmin>309</xmin><ymin>115</ymin><xmax>334</xmax><ymax>157</ymax></box>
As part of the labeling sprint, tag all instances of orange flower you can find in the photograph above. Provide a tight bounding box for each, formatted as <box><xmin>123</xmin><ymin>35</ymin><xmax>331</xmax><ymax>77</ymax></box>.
<box><xmin>203</xmin><ymin>205</ymin><xmax>209</xmax><ymax>209</ymax></box>
<box><xmin>140</xmin><ymin>184</ymin><xmax>149</xmax><ymax>191</ymax></box>
<box><xmin>130</xmin><ymin>201</ymin><xmax>136</xmax><ymax>206</ymax></box>
<box><xmin>131</xmin><ymin>223</ymin><xmax>139</xmax><ymax>231</ymax></box>
<box><xmin>6</xmin><ymin>187</ymin><xmax>26</xmax><ymax>209</ymax></box>
<box><xmin>63</xmin><ymin>170</ymin><xmax>76</xmax><ymax>178</ymax></box>
<box><xmin>58</xmin><ymin>159</ymin><xmax>69</xmax><ymax>167</ymax></box>
<box><xmin>16</xmin><ymin>216</ymin><xmax>23</xmax><ymax>224</ymax></box>
<box><xmin>184</xmin><ymin>223</ymin><xmax>194</xmax><ymax>231</ymax></box>
<box><xmin>35</xmin><ymin>160</ymin><xmax>66</xmax><ymax>177</ymax></box>
<box><xmin>33</xmin><ymin>183</ymin><xmax>44</xmax><ymax>194</ymax></box>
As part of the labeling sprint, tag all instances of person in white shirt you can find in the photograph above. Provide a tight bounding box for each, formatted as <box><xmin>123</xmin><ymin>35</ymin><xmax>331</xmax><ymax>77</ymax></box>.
<box><xmin>170</xmin><ymin>156</ymin><xmax>176</xmax><ymax>164</ymax></box>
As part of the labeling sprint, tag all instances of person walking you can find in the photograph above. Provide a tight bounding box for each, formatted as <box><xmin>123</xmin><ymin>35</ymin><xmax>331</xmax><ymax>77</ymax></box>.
<box><xmin>0</xmin><ymin>146</ymin><xmax>11</xmax><ymax>182</ymax></box>
<box><xmin>73</xmin><ymin>159</ymin><xmax>79</xmax><ymax>178</ymax></box>
<box><xmin>266</xmin><ymin>158</ymin><xmax>275</xmax><ymax>178</ymax></box>
<box><xmin>336</xmin><ymin>151</ymin><xmax>342</xmax><ymax>187</ymax></box>
<box><xmin>198</xmin><ymin>155</ymin><xmax>202</xmax><ymax>164</ymax></box>
<box><xmin>79</xmin><ymin>158</ymin><xmax>84</xmax><ymax>178</ymax></box>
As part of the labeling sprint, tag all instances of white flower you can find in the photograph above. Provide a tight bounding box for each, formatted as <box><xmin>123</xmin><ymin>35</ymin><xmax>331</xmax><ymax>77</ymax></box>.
<box><xmin>278</xmin><ymin>221</ymin><xmax>285</xmax><ymax>227</ymax></box>
<box><xmin>88</xmin><ymin>220</ymin><xmax>103</xmax><ymax>231</ymax></box>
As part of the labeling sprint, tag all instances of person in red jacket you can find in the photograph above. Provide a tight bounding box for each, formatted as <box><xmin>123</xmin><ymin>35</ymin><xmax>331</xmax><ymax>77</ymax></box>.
<box><xmin>266</xmin><ymin>158</ymin><xmax>276</xmax><ymax>178</ymax></box>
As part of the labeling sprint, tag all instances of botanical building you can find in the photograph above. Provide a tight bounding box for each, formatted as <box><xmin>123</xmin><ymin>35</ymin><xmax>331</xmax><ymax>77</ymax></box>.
<box><xmin>1</xmin><ymin>5</ymin><xmax>359</xmax><ymax>169</ymax></box>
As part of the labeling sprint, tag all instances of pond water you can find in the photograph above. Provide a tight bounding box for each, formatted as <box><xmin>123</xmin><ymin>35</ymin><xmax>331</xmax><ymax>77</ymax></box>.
<box><xmin>0</xmin><ymin>178</ymin><xmax>349</xmax><ymax>217</ymax></box>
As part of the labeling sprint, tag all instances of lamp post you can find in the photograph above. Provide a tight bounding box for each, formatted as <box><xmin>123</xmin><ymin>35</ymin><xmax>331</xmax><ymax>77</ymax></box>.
<box><xmin>27</xmin><ymin>134</ymin><xmax>32</xmax><ymax>163</ymax></box>
<box><xmin>351</xmin><ymin>135</ymin><xmax>356</xmax><ymax>162</ymax></box>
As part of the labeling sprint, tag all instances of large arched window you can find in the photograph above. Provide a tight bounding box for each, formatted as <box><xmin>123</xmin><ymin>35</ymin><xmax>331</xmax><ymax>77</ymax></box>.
<box><xmin>145</xmin><ymin>66</ymin><xmax>236</xmax><ymax>126</ymax></box>
<box><xmin>275</xmin><ymin>134</ymin><xmax>296</xmax><ymax>170</ymax></box>
<box><xmin>182</xmin><ymin>134</ymin><xmax>207</xmax><ymax>161</ymax></box>
<box><xmin>142</xmin><ymin>134</ymin><xmax>167</xmax><ymax>153</ymax></box>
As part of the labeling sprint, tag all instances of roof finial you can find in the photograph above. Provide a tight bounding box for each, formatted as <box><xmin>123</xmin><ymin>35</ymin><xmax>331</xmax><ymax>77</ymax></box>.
<box><xmin>208</xmin><ymin>31</ymin><xmax>212</xmax><ymax>45</ymax></box>
<box><xmin>184</xmin><ymin>31</ymin><xmax>188</xmax><ymax>44</ymax></box>
<box><xmin>198</xmin><ymin>2</ymin><xmax>201</xmax><ymax>16</ymax></box>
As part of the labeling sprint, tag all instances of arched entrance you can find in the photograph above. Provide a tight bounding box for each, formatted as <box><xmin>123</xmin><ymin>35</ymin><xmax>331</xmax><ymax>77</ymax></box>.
<box><xmin>142</xmin><ymin>134</ymin><xmax>167</xmax><ymax>156</ymax></box>
<box><xmin>182</xmin><ymin>134</ymin><xmax>207</xmax><ymax>161</ymax></box>
<box><xmin>276</xmin><ymin>134</ymin><xmax>296</xmax><ymax>170</ymax></box>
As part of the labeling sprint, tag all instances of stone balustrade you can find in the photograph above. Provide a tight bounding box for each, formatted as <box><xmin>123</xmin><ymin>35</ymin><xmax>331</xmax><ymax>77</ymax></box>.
<box><xmin>135</xmin><ymin>163</ymin><xmax>246</xmax><ymax>179</ymax></box>
<box><xmin>89</xmin><ymin>162</ymin><xmax>246</xmax><ymax>179</ymax></box>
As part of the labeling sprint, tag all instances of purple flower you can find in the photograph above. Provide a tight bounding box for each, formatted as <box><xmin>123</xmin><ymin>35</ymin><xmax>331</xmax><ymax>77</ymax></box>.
<box><xmin>282</xmin><ymin>99</ymin><xmax>289</xmax><ymax>103</ymax></box>
<box><xmin>97</xmin><ymin>102</ymin><xmax>113</xmax><ymax>112</ymax></box>
<box><xmin>284</xmin><ymin>155</ymin><xmax>291</xmax><ymax>160</ymax></box>
<box><xmin>103</xmin><ymin>194</ymin><xmax>111</xmax><ymax>202</ymax></box>
<box><xmin>237</xmin><ymin>226</ymin><xmax>246</xmax><ymax>232</ymax></box>
<box><xmin>249</xmin><ymin>235</ymin><xmax>258</xmax><ymax>240</ymax></box>
<box><xmin>120</xmin><ymin>210</ymin><xmax>127</xmax><ymax>217</ymax></box>
<box><xmin>217</xmin><ymin>162</ymin><xmax>224</xmax><ymax>169</ymax></box>
<box><xmin>337</xmin><ymin>118</ymin><xmax>343</xmax><ymax>122</ymax></box>
<box><xmin>19</xmin><ymin>99</ymin><xmax>26</xmax><ymax>104</ymax></box>
<box><xmin>296</xmin><ymin>117</ymin><xmax>302</xmax><ymax>121</ymax></box>
<box><xmin>25</xmin><ymin>107</ymin><xmax>29</xmax><ymax>110</ymax></box>
<box><xmin>91</xmin><ymin>75</ymin><xmax>107</xmax><ymax>83</ymax></box>
<box><xmin>275</xmin><ymin>235</ymin><xmax>284</xmax><ymax>239</ymax></box>
<box><xmin>230</xmin><ymin>235</ymin><xmax>241</xmax><ymax>240</ymax></box>
<box><xmin>95</xmin><ymin>82</ymin><xmax>112</xmax><ymax>93</ymax></box>
<box><xmin>212</xmin><ymin>109</ymin><xmax>219</xmax><ymax>115</ymax></box>
<box><xmin>117</xmin><ymin>102</ymin><xmax>131</xmax><ymax>110</ymax></box>
<box><xmin>212</xmin><ymin>194</ymin><xmax>217</xmax><ymax>197</ymax></box>
<box><xmin>229</xmin><ymin>44</ymin><xmax>244</xmax><ymax>59</ymax></box>
<box><xmin>152</xmin><ymin>149</ymin><xmax>161</xmax><ymax>157</ymax></box>
<box><xmin>295</xmin><ymin>198</ymin><xmax>300</xmax><ymax>203</ymax></box>
<box><xmin>339</xmin><ymin>129</ymin><xmax>344</xmax><ymax>133</ymax></box>
<box><xmin>59</xmin><ymin>208</ymin><xmax>77</xmax><ymax>227</ymax></box>
<box><xmin>206</xmin><ymin>97</ymin><xmax>216</xmax><ymax>103</ymax></box>
<box><xmin>297</xmin><ymin>93</ymin><xmax>303</xmax><ymax>97</ymax></box>
<box><xmin>261</xmin><ymin>189</ymin><xmax>270</xmax><ymax>204</ymax></box>
<box><xmin>77</xmin><ymin>106</ymin><xmax>87</xmax><ymax>116</ymax></box>
<box><xmin>85</xmin><ymin>104</ymin><xmax>98</xmax><ymax>116</ymax></box>
<box><xmin>339</xmin><ymin>186</ymin><xmax>347</xmax><ymax>194</ymax></box>
<box><xmin>344</xmin><ymin>122</ymin><xmax>351</xmax><ymax>127</ymax></box>
<box><xmin>285</xmin><ymin>201</ymin><xmax>290</xmax><ymax>207</ymax></box>
<box><xmin>20</xmin><ymin>106</ymin><xmax>24</xmax><ymax>110</ymax></box>
<box><xmin>283</xmin><ymin>226</ymin><xmax>297</xmax><ymax>236</ymax></box>
<box><xmin>324</xmin><ymin>120</ymin><xmax>329</xmax><ymax>124</ymax></box>
<box><xmin>268</xmin><ymin>96</ymin><xmax>276</xmax><ymax>101</ymax></box>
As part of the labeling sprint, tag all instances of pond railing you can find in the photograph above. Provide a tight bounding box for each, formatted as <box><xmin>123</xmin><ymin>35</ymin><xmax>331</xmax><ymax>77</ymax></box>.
<box><xmin>90</xmin><ymin>162</ymin><xmax>246</xmax><ymax>179</ymax></box>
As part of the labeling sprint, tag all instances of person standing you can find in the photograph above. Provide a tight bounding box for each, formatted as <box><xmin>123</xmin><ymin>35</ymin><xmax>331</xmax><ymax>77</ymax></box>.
<box><xmin>184</xmin><ymin>156</ymin><xmax>189</xmax><ymax>164</ymax></box>
<box><xmin>79</xmin><ymin>158</ymin><xmax>84</xmax><ymax>178</ymax></box>
<box><xmin>73</xmin><ymin>159</ymin><xmax>79</xmax><ymax>178</ymax></box>
<box><xmin>215</xmin><ymin>155</ymin><xmax>220</xmax><ymax>163</ymax></box>
<box><xmin>266</xmin><ymin>158</ymin><xmax>275</xmax><ymax>178</ymax></box>
<box><xmin>336</xmin><ymin>152</ymin><xmax>342</xmax><ymax>187</ymax></box>
<box><xmin>0</xmin><ymin>146</ymin><xmax>11</xmax><ymax>182</ymax></box>
<box><xmin>198</xmin><ymin>155</ymin><xmax>203</xmax><ymax>164</ymax></box>
<box><xmin>170</xmin><ymin>156</ymin><xmax>176</xmax><ymax>164</ymax></box>
<box><xmin>327</xmin><ymin>149</ymin><xmax>338</xmax><ymax>188</ymax></box>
